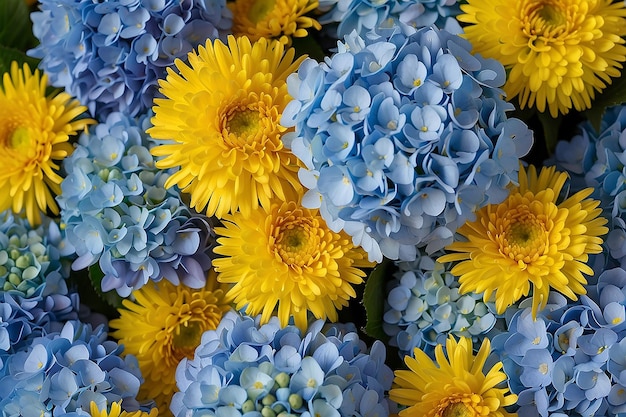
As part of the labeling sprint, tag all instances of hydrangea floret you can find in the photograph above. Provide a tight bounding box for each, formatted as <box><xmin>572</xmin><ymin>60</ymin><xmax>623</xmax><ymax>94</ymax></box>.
<box><xmin>171</xmin><ymin>310</ymin><xmax>394</xmax><ymax>417</ymax></box>
<box><xmin>552</xmin><ymin>105</ymin><xmax>626</xmax><ymax>270</ymax></box>
<box><xmin>282</xmin><ymin>26</ymin><xmax>533</xmax><ymax>262</ymax></box>
<box><xmin>317</xmin><ymin>0</ymin><xmax>461</xmax><ymax>40</ymax></box>
<box><xmin>0</xmin><ymin>320</ymin><xmax>149</xmax><ymax>415</ymax></box>
<box><xmin>0</xmin><ymin>211</ymin><xmax>80</xmax><ymax>374</ymax></box>
<box><xmin>383</xmin><ymin>249</ymin><xmax>498</xmax><ymax>358</ymax></box>
<box><xmin>57</xmin><ymin>112</ymin><xmax>213</xmax><ymax>297</ymax></box>
<box><xmin>491</xmin><ymin>269</ymin><xmax>626</xmax><ymax>417</ymax></box>
<box><xmin>29</xmin><ymin>0</ymin><xmax>232</xmax><ymax>118</ymax></box>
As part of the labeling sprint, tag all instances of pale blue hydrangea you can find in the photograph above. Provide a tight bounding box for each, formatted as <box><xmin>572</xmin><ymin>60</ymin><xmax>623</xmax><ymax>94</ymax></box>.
<box><xmin>0</xmin><ymin>320</ymin><xmax>146</xmax><ymax>415</ymax></box>
<box><xmin>490</xmin><ymin>266</ymin><xmax>626</xmax><ymax>417</ymax></box>
<box><xmin>317</xmin><ymin>0</ymin><xmax>462</xmax><ymax>40</ymax></box>
<box><xmin>551</xmin><ymin>105</ymin><xmax>626</xmax><ymax>270</ymax></box>
<box><xmin>282</xmin><ymin>26</ymin><xmax>533</xmax><ymax>262</ymax></box>
<box><xmin>0</xmin><ymin>211</ymin><xmax>80</xmax><ymax>375</ymax></box>
<box><xmin>383</xmin><ymin>249</ymin><xmax>499</xmax><ymax>358</ymax></box>
<box><xmin>171</xmin><ymin>310</ymin><xmax>395</xmax><ymax>417</ymax></box>
<box><xmin>0</xmin><ymin>211</ymin><xmax>72</xmax><ymax>298</ymax></box>
<box><xmin>29</xmin><ymin>0</ymin><xmax>232</xmax><ymax>119</ymax></box>
<box><xmin>57</xmin><ymin>112</ymin><xmax>214</xmax><ymax>297</ymax></box>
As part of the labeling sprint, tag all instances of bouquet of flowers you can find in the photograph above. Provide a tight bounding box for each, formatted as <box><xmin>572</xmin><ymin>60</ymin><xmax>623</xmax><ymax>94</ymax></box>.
<box><xmin>3</xmin><ymin>0</ymin><xmax>626</xmax><ymax>416</ymax></box>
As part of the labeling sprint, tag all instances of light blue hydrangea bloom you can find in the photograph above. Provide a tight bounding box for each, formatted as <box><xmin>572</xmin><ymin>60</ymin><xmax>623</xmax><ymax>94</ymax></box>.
<box><xmin>29</xmin><ymin>0</ymin><xmax>232</xmax><ymax>119</ymax></box>
<box><xmin>317</xmin><ymin>0</ymin><xmax>462</xmax><ymax>40</ymax></box>
<box><xmin>551</xmin><ymin>105</ymin><xmax>626</xmax><ymax>271</ymax></box>
<box><xmin>0</xmin><ymin>320</ymin><xmax>147</xmax><ymax>415</ymax></box>
<box><xmin>282</xmin><ymin>26</ymin><xmax>533</xmax><ymax>262</ymax></box>
<box><xmin>57</xmin><ymin>112</ymin><xmax>214</xmax><ymax>297</ymax></box>
<box><xmin>489</xmin><ymin>266</ymin><xmax>626</xmax><ymax>417</ymax></box>
<box><xmin>0</xmin><ymin>211</ymin><xmax>80</xmax><ymax>375</ymax></box>
<box><xmin>383</xmin><ymin>249</ymin><xmax>499</xmax><ymax>358</ymax></box>
<box><xmin>171</xmin><ymin>310</ymin><xmax>395</xmax><ymax>417</ymax></box>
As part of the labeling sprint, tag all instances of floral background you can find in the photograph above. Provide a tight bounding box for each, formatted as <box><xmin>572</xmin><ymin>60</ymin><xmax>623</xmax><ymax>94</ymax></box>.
<box><xmin>3</xmin><ymin>0</ymin><xmax>626</xmax><ymax>416</ymax></box>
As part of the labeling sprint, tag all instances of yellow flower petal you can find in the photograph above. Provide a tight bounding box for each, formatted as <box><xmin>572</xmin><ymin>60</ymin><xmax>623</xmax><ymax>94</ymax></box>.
<box><xmin>213</xmin><ymin>201</ymin><xmax>373</xmax><ymax>330</ymax></box>
<box><xmin>460</xmin><ymin>0</ymin><xmax>626</xmax><ymax>117</ymax></box>
<box><xmin>149</xmin><ymin>36</ymin><xmax>306</xmax><ymax>219</ymax></box>
<box><xmin>439</xmin><ymin>165</ymin><xmax>608</xmax><ymax>318</ymax></box>
<box><xmin>0</xmin><ymin>62</ymin><xmax>93</xmax><ymax>226</ymax></box>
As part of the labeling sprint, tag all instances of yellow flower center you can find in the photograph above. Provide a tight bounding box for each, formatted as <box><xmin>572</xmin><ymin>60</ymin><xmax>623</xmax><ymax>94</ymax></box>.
<box><xmin>522</xmin><ymin>0</ymin><xmax>578</xmax><ymax>41</ymax></box>
<box><xmin>226</xmin><ymin>109</ymin><xmax>261</xmax><ymax>138</ymax></box>
<box><xmin>248</xmin><ymin>0</ymin><xmax>276</xmax><ymax>24</ymax></box>
<box><xmin>274</xmin><ymin>221</ymin><xmax>317</xmax><ymax>267</ymax></box>
<box><xmin>10</xmin><ymin>126</ymin><xmax>32</xmax><ymax>150</ymax></box>
<box><xmin>436</xmin><ymin>394</ymin><xmax>481</xmax><ymax>417</ymax></box>
<box><xmin>495</xmin><ymin>202</ymin><xmax>549</xmax><ymax>269</ymax></box>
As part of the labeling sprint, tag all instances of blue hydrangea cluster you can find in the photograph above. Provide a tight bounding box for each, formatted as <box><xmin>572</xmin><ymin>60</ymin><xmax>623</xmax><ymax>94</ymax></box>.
<box><xmin>552</xmin><ymin>105</ymin><xmax>626</xmax><ymax>270</ymax></box>
<box><xmin>383</xmin><ymin>250</ymin><xmax>499</xmax><ymax>358</ymax></box>
<box><xmin>282</xmin><ymin>26</ymin><xmax>533</xmax><ymax>262</ymax></box>
<box><xmin>171</xmin><ymin>310</ymin><xmax>395</xmax><ymax>417</ymax></box>
<box><xmin>57</xmin><ymin>112</ymin><xmax>214</xmax><ymax>297</ymax></box>
<box><xmin>0</xmin><ymin>320</ymin><xmax>147</xmax><ymax>415</ymax></box>
<box><xmin>29</xmin><ymin>0</ymin><xmax>232</xmax><ymax>118</ymax></box>
<box><xmin>0</xmin><ymin>211</ymin><xmax>80</xmax><ymax>373</ymax></box>
<box><xmin>0</xmin><ymin>211</ymin><xmax>72</xmax><ymax>298</ymax></box>
<box><xmin>317</xmin><ymin>0</ymin><xmax>462</xmax><ymax>40</ymax></box>
<box><xmin>491</xmin><ymin>267</ymin><xmax>626</xmax><ymax>417</ymax></box>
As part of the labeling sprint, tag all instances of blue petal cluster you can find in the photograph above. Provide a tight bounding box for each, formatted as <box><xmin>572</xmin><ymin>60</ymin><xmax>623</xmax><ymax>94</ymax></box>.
<box><xmin>29</xmin><ymin>0</ymin><xmax>232</xmax><ymax>118</ymax></box>
<box><xmin>383</xmin><ymin>250</ymin><xmax>498</xmax><ymax>358</ymax></box>
<box><xmin>282</xmin><ymin>26</ymin><xmax>533</xmax><ymax>262</ymax></box>
<box><xmin>0</xmin><ymin>320</ymin><xmax>146</xmax><ymax>415</ymax></box>
<box><xmin>491</xmin><ymin>267</ymin><xmax>626</xmax><ymax>417</ymax></box>
<box><xmin>0</xmin><ymin>211</ymin><xmax>80</xmax><ymax>374</ymax></box>
<box><xmin>317</xmin><ymin>0</ymin><xmax>462</xmax><ymax>40</ymax></box>
<box><xmin>552</xmin><ymin>105</ymin><xmax>626</xmax><ymax>270</ymax></box>
<box><xmin>57</xmin><ymin>112</ymin><xmax>214</xmax><ymax>297</ymax></box>
<box><xmin>171</xmin><ymin>310</ymin><xmax>395</xmax><ymax>417</ymax></box>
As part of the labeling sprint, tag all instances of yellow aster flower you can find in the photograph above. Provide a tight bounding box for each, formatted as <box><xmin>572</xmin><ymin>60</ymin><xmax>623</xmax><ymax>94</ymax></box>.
<box><xmin>459</xmin><ymin>0</ymin><xmax>626</xmax><ymax>117</ymax></box>
<box><xmin>109</xmin><ymin>272</ymin><xmax>231</xmax><ymax>416</ymax></box>
<box><xmin>439</xmin><ymin>165</ymin><xmax>608</xmax><ymax>318</ymax></box>
<box><xmin>213</xmin><ymin>201</ymin><xmax>373</xmax><ymax>330</ymax></box>
<box><xmin>0</xmin><ymin>62</ymin><xmax>92</xmax><ymax>226</ymax></box>
<box><xmin>149</xmin><ymin>35</ymin><xmax>306</xmax><ymax>219</ymax></box>
<box><xmin>88</xmin><ymin>401</ymin><xmax>158</xmax><ymax>417</ymax></box>
<box><xmin>390</xmin><ymin>336</ymin><xmax>517</xmax><ymax>417</ymax></box>
<box><xmin>229</xmin><ymin>0</ymin><xmax>322</xmax><ymax>45</ymax></box>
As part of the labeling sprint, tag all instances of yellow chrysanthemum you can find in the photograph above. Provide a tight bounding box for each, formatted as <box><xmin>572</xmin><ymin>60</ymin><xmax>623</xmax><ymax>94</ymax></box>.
<box><xmin>0</xmin><ymin>62</ymin><xmax>92</xmax><ymax>226</ymax></box>
<box><xmin>439</xmin><ymin>165</ymin><xmax>608</xmax><ymax>318</ymax></box>
<box><xmin>109</xmin><ymin>272</ymin><xmax>231</xmax><ymax>416</ymax></box>
<box><xmin>88</xmin><ymin>401</ymin><xmax>158</xmax><ymax>417</ymax></box>
<box><xmin>390</xmin><ymin>336</ymin><xmax>517</xmax><ymax>417</ymax></box>
<box><xmin>149</xmin><ymin>35</ymin><xmax>306</xmax><ymax>219</ymax></box>
<box><xmin>459</xmin><ymin>0</ymin><xmax>626</xmax><ymax>117</ymax></box>
<box><xmin>229</xmin><ymin>0</ymin><xmax>322</xmax><ymax>45</ymax></box>
<box><xmin>213</xmin><ymin>201</ymin><xmax>373</xmax><ymax>330</ymax></box>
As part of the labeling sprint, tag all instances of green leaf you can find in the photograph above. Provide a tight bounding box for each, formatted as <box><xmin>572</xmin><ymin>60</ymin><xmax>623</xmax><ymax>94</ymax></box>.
<box><xmin>537</xmin><ymin>110</ymin><xmax>563</xmax><ymax>157</ymax></box>
<box><xmin>0</xmin><ymin>0</ymin><xmax>37</xmax><ymax>51</ymax></box>
<box><xmin>0</xmin><ymin>45</ymin><xmax>39</xmax><ymax>74</ymax></box>
<box><xmin>291</xmin><ymin>35</ymin><xmax>326</xmax><ymax>62</ymax></box>
<box><xmin>362</xmin><ymin>259</ymin><xmax>393</xmax><ymax>341</ymax></box>
<box><xmin>88</xmin><ymin>264</ymin><xmax>125</xmax><ymax>313</ymax></box>
<box><xmin>585</xmin><ymin>74</ymin><xmax>626</xmax><ymax>133</ymax></box>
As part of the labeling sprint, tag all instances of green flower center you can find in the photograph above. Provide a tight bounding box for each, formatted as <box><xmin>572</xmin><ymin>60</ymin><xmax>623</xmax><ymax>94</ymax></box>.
<box><xmin>496</xmin><ymin>201</ymin><xmax>550</xmax><ymax>267</ymax></box>
<box><xmin>276</xmin><ymin>225</ymin><xmax>315</xmax><ymax>266</ymax></box>
<box><xmin>10</xmin><ymin>126</ymin><xmax>32</xmax><ymax>150</ymax></box>
<box><xmin>248</xmin><ymin>0</ymin><xmax>276</xmax><ymax>24</ymax></box>
<box><xmin>538</xmin><ymin>3</ymin><xmax>566</xmax><ymax>26</ymax></box>
<box><xmin>226</xmin><ymin>109</ymin><xmax>261</xmax><ymax>138</ymax></box>
<box><xmin>173</xmin><ymin>321</ymin><xmax>203</xmax><ymax>354</ymax></box>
